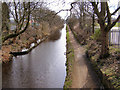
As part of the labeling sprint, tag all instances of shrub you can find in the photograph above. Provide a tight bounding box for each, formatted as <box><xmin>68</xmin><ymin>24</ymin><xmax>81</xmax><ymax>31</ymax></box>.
<box><xmin>91</xmin><ymin>28</ymin><xmax>101</xmax><ymax>41</ymax></box>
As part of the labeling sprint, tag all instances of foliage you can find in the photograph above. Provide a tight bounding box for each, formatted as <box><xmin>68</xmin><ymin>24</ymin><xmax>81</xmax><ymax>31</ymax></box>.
<box><xmin>64</xmin><ymin>25</ymin><xmax>74</xmax><ymax>88</ymax></box>
<box><xmin>72</xmin><ymin>1</ymin><xmax>93</xmax><ymax>30</ymax></box>
<box><xmin>109</xmin><ymin>46</ymin><xmax>120</xmax><ymax>53</ymax></box>
<box><xmin>86</xmin><ymin>37</ymin><xmax>120</xmax><ymax>89</ymax></box>
<box><xmin>66</xmin><ymin>26</ymin><xmax>69</xmax><ymax>42</ymax></box>
<box><xmin>31</xmin><ymin>7</ymin><xmax>64</xmax><ymax>27</ymax></box>
<box><xmin>91</xmin><ymin>2</ymin><xmax>120</xmax><ymax>57</ymax></box>
<box><xmin>114</xmin><ymin>22</ymin><xmax>120</xmax><ymax>27</ymax></box>
<box><xmin>95</xmin><ymin>23</ymin><xmax>100</xmax><ymax>27</ymax></box>
<box><xmin>66</xmin><ymin>15</ymin><xmax>78</xmax><ymax>30</ymax></box>
<box><xmin>90</xmin><ymin>28</ymin><xmax>101</xmax><ymax>41</ymax></box>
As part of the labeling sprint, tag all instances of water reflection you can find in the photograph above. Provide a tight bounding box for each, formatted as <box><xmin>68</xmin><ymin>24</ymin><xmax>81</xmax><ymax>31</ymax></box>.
<box><xmin>2</xmin><ymin>24</ymin><xmax>66</xmax><ymax>88</ymax></box>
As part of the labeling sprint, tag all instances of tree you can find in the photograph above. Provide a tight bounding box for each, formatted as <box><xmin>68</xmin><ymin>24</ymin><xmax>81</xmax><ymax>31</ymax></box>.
<box><xmin>2</xmin><ymin>2</ymin><xmax>38</xmax><ymax>43</ymax></box>
<box><xmin>65</xmin><ymin>1</ymin><xmax>120</xmax><ymax>58</ymax></box>
<box><xmin>66</xmin><ymin>13</ymin><xmax>78</xmax><ymax>30</ymax></box>
<box><xmin>2</xmin><ymin>2</ymin><xmax>10</xmax><ymax>34</ymax></box>
<box><xmin>31</xmin><ymin>7</ymin><xmax>64</xmax><ymax>27</ymax></box>
<box><xmin>64</xmin><ymin>1</ymin><xmax>94</xmax><ymax>34</ymax></box>
<box><xmin>72</xmin><ymin>2</ymin><xmax>93</xmax><ymax>31</ymax></box>
<box><xmin>91</xmin><ymin>1</ymin><xmax>120</xmax><ymax>58</ymax></box>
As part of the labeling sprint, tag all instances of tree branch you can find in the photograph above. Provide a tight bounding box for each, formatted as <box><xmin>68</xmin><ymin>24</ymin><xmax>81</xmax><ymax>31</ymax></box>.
<box><xmin>104</xmin><ymin>6</ymin><xmax>120</xmax><ymax>21</ymax></box>
<box><xmin>106</xmin><ymin>2</ymin><xmax>111</xmax><ymax>25</ymax></box>
<box><xmin>111</xmin><ymin>6</ymin><xmax>120</xmax><ymax>16</ymax></box>
<box><xmin>100</xmin><ymin>2</ymin><xmax>106</xmax><ymax>17</ymax></box>
<box><xmin>19</xmin><ymin>2</ymin><xmax>27</xmax><ymax>23</ymax></box>
<box><xmin>55</xmin><ymin>2</ymin><xmax>77</xmax><ymax>15</ymax></box>
<box><xmin>91</xmin><ymin>2</ymin><xmax>100</xmax><ymax>18</ymax></box>
<box><xmin>2</xmin><ymin>2</ymin><xmax>31</xmax><ymax>43</ymax></box>
<box><xmin>14</xmin><ymin>2</ymin><xmax>19</xmax><ymax>24</ymax></box>
<box><xmin>109</xmin><ymin>15</ymin><xmax>120</xmax><ymax>29</ymax></box>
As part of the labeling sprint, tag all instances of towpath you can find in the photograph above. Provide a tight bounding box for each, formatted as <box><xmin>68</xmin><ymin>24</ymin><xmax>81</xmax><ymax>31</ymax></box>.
<box><xmin>68</xmin><ymin>26</ymin><xmax>103</xmax><ymax>88</ymax></box>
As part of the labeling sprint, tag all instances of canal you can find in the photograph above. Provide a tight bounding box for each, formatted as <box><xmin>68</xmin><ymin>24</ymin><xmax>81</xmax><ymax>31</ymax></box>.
<box><xmin>2</xmin><ymin>24</ymin><xmax>67</xmax><ymax>88</ymax></box>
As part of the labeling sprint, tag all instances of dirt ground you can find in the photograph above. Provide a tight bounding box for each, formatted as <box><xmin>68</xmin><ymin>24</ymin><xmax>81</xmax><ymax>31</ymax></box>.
<box><xmin>68</xmin><ymin>28</ymin><xmax>103</xmax><ymax>88</ymax></box>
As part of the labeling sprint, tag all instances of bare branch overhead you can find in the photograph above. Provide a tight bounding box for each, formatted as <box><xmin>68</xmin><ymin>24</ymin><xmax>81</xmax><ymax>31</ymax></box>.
<box><xmin>55</xmin><ymin>2</ymin><xmax>77</xmax><ymax>15</ymax></box>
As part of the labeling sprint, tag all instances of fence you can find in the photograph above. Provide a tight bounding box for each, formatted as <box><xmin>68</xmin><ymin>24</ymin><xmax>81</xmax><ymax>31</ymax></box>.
<box><xmin>109</xmin><ymin>27</ymin><xmax>120</xmax><ymax>48</ymax></box>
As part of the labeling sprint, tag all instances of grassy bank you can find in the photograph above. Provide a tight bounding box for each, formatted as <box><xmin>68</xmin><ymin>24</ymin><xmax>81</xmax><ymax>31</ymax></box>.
<box><xmin>69</xmin><ymin>23</ymin><xmax>120</xmax><ymax>89</ymax></box>
<box><xmin>64</xmin><ymin>25</ymin><xmax>74</xmax><ymax>88</ymax></box>
<box><xmin>1</xmin><ymin>23</ymin><xmax>64</xmax><ymax>63</ymax></box>
<box><xmin>86</xmin><ymin>42</ymin><xmax>120</xmax><ymax>89</ymax></box>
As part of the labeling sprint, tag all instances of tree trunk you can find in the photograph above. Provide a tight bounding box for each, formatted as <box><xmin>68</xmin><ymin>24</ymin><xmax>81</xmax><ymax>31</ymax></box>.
<box><xmin>9</xmin><ymin>36</ymin><xmax>48</xmax><ymax>56</ymax></box>
<box><xmin>100</xmin><ymin>30</ymin><xmax>110</xmax><ymax>58</ymax></box>
<box><xmin>92</xmin><ymin>13</ymin><xmax>95</xmax><ymax>34</ymax></box>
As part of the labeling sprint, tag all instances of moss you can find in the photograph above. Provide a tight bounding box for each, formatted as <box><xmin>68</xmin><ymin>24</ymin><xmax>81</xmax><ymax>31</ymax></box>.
<box><xmin>66</xmin><ymin>25</ymin><xmax>68</xmax><ymax>31</ymax></box>
<box><xmin>66</xmin><ymin>31</ymin><xmax>69</xmax><ymax>42</ymax></box>
<box><xmin>64</xmin><ymin>80</ymin><xmax>72</xmax><ymax>88</ymax></box>
<box><xmin>64</xmin><ymin>25</ymin><xmax>74</xmax><ymax>89</ymax></box>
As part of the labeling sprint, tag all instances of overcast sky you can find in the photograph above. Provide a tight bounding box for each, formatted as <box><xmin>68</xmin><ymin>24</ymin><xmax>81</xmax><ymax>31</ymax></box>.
<box><xmin>2</xmin><ymin>0</ymin><xmax>119</xmax><ymax>19</ymax></box>
<box><xmin>45</xmin><ymin>0</ymin><xmax>74</xmax><ymax>19</ymax></box>
<box><xmin>46</xmin><ymin>0</ymin><xmax>120</xmax><ymax>19</ymax></box>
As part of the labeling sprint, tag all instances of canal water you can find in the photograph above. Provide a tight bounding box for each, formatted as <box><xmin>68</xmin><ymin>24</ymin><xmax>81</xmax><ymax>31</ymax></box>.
<box><xmin>2</xmin><ymin>24</ymin><xmax>66</xmax><ymax>88</ymax></box>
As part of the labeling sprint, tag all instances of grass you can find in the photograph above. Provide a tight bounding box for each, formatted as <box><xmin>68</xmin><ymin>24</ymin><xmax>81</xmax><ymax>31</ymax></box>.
<box><xmin>95</xmin><ymin>23</ymin><xmax>100</xmax><ymax>27</ymax></box>
<box><xmin>114</xmin><ymin>22</ymin><xmax>120</xmax><ymax>27</ymax></box>
<box><xmin>66</xmin><ymin>26</ymin><xmax>70</xmax><ymax>42</ymax></box>
<box><xmin>86</xmin><ymin>43</ymin><xmax>120</xmax><ymax>89</ymax></box>
<box><xmin>90</xmin><ymin>28</ymin><xmax>101</xmax><ymax>40</ymax></box>
<box><xmin>109</xmin><ymin>46</ymin><xmax>120</xmax><ymax>53</ymax></box>
<box><xmin>64</xmin><ymin>25</ymin><xmax>74</xmax><ymax>89</ymax></box>
<box><xmin>67</xmin><ymin>22</ymin><xmax>120</xmax><ymax>89</ymax></box>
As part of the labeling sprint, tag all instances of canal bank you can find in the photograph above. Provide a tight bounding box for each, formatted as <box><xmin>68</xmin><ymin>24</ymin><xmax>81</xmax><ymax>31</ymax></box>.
<box><xmin>2</xmin><ymin>25</ymin><xmax>66</xmax><ymax>88</ymax></box>
<box><xmin>64</xmin><ymin>25</ymin><xmax>103</xmax><ymax>88</ymax></box>
<box><xmin>1</xmin><ymin>23</ymin><xmax>64</xmax><ymax>63</ymax></box>
<box><xmin>70</xmin><ymin>22</ymin><xmax>120</xmax><ymax>89</ymax></box>
<box><xmin>64</xmin><ymin>25</ymin><xmax>74</xmax><ymax>88</ymax></box>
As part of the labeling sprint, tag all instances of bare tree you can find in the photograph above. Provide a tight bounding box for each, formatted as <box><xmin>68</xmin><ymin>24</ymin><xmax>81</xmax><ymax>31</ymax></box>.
<box><xmin>65</xmin><ymin>1</ymin><xmax>120</xmax><ymax>58</ymax></box>
<box><xmin>72</xmin><ymin>1</ymin><xmax>95</xmax><ymax>34</ymax></box>
<box><xmin>31</xmin><ymin>6</ymin><xmax>64</xmax><ymax>27</ymax></box>
<box><xmin>91</xmin><ymin>1</ymin><xmax>120</xmax><ymax>58</ymax></box>
<box><xmin>2</xmin><ymin>2</ymin><xmax>38</xmax><ymax>43</ymax></box>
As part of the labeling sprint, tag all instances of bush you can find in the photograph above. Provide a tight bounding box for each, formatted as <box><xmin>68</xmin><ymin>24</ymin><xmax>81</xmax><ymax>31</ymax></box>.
<box><xmin>66</xmin><ymin>25</ymin><xmax>70</xmax><ymax>42</ymax></box>
<box><xmin>91</xmin><ymin>28</ymin><xmax>101</xmax><ymax>41</ymax></box>
<box><xmin>66</xmin><ymin>16</ymin><xmax>78</xmax><ymax>30</ymax></box>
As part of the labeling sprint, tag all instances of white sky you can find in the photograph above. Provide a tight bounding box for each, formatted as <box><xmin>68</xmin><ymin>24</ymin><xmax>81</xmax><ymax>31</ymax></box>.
<box><xmin>1</xmin><ymin>0</ymin><xmax>119</xmax><ymax>19</ymax></box>
<box><xmin>108</xmin><ymin>0</ymin><xmax>119</xmax><ymax>12</ymax></box>
<box><xmin>46</xmin><ymin>0</ymin><xmax>120</xmax><ymax>19</ymax></box>
<box><xmin>45</xmin><ymin>0</ymin><xmax>74</xmax><ymax>19</ymax></box>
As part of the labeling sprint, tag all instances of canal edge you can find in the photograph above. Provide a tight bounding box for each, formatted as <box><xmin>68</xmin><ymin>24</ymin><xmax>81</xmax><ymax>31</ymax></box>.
<box><xmin>63</xmin><ymin>25</ymin><xmax>75</xmax><ymax>88</ymax></box>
